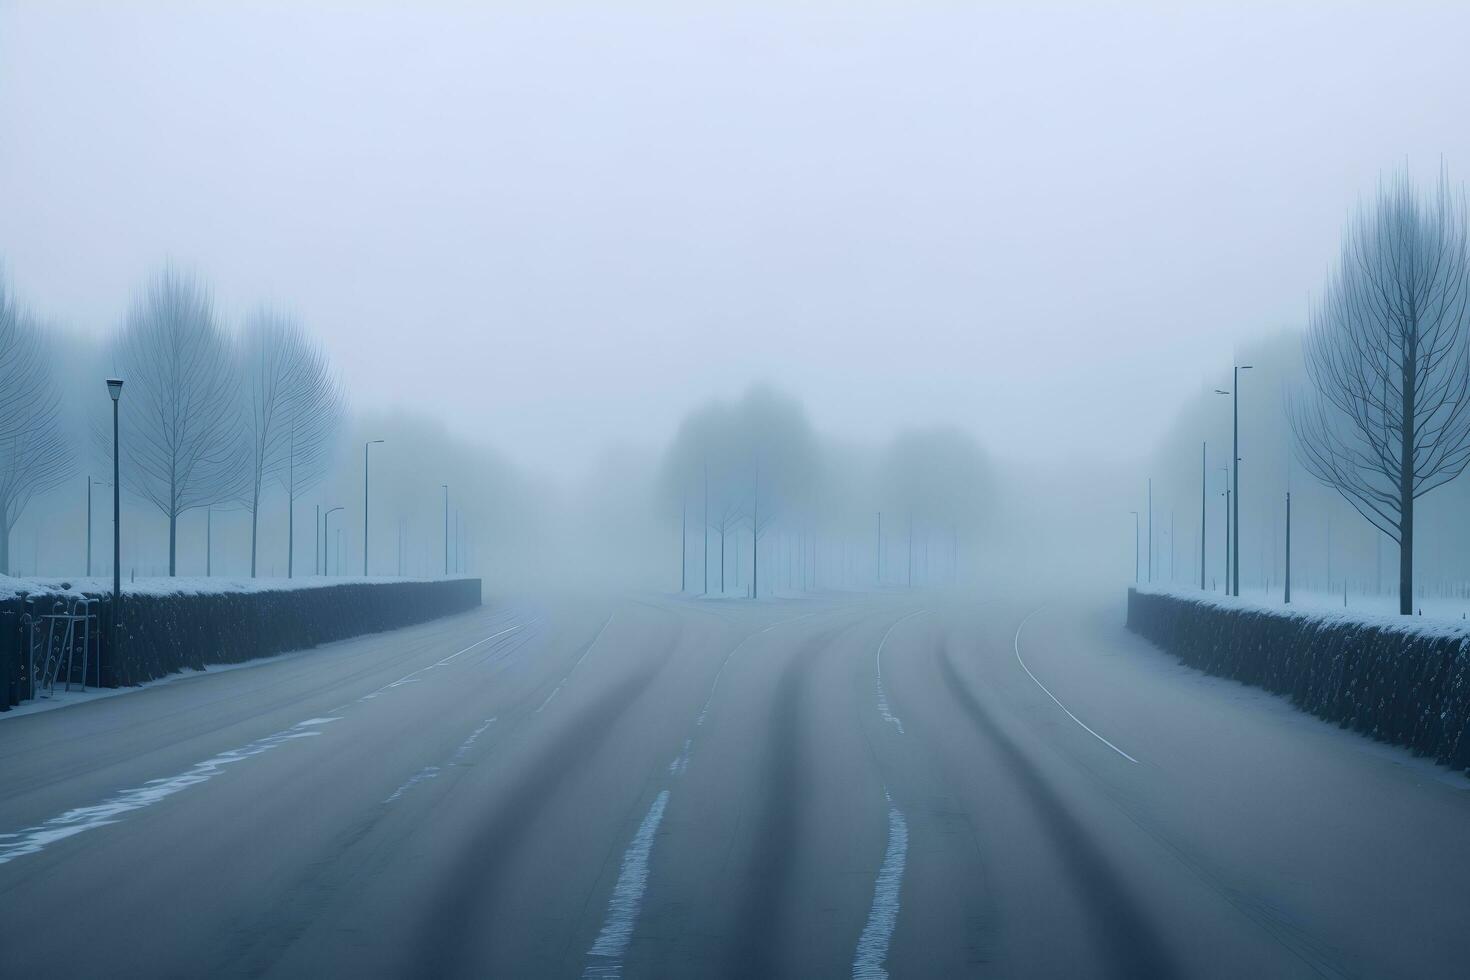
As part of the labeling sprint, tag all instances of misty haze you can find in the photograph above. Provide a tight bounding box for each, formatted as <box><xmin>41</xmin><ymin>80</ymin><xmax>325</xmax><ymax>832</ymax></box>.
<box><xmin>4</xmin><ymin>3</ymin><xmax>1470</xmax><ymax>979</ymax></box>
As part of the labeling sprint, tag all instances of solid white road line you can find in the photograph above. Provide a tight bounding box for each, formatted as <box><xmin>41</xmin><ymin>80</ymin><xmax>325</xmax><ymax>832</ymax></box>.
<box><xmin>1012</xmin><ymin>606</ymin><xmax>1139</xmax><ymax>765</ymax></box>
<box><xmin>875</xmin><ymin>609</ymin><xmax>927</xmax><ymax>735</ymax></box>
<box><xmin>537</xmin><ymin>613</ymin><xmax>615</xmax><ymax>714</ymax></box>
<box><xmin>582</xmin><ymin>789</ymin><xmax>671</xmax><ymax>979</ymax></box>
<box><xmin>852</xmin><ymin>789</ymin><xmax>910</xmax><ymax>980</ymax></box>
<box><xmin>353</xmin><ymin>623</ymin><xmax>525</xmax><ymax>706</ymax></box>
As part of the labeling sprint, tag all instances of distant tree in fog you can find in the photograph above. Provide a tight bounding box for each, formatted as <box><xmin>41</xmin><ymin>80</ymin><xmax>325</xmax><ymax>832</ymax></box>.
<box><xmin>242</xmin><ymin>312</ymin><xmax>343</xmax><ymax>576</ymax></box>
<box><xmin>878</xmin><ymin>426</ymin><xmax>991</xmax><ymax>587</ymax></box>
<box><xmin>1291</xmin><ymin>169</ymin><xmax>1470</xmax><ymax>615</ymax></box>
<box><xmin>661</xmin><ymin>386</ymin><xmax>818</xmax><ymax>598</ymax></box>
<box><xmin>0</xmin><ymin>280</ymin><xmax>72</xmax><ymax>573</ymax></box>
<box><xmin>711</xmin><ymin>499</ymin><xmax>745</xmax><ymax>594</ymax></box>
<box><xmin>276</xmin><ymin>325</ymin><xmax>342</xmax><ymax>578</ymax></box>
<box><xmin>113</xmin><ymin>268</ymin><xmax>247</xmax><ymax>576</ymax></box>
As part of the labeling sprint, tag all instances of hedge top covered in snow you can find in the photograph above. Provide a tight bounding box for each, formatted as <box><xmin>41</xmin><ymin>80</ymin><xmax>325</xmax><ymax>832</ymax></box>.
<box><xmin>1133</xmin><ymin>584</ymin><xmax>1470</xmax><ymax>641</ymax></box>
<box><xmin>0</xmin><ymin>574</ymin><xmax>480</xmax><ymax>602</ymax></box>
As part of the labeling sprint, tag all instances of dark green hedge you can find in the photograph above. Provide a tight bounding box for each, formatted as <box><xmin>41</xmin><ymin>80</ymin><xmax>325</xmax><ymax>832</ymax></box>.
<box><xmin>1126</xmin><ymin>588</ymin><xmax>1470</xmax><ymax>772</ymax></box>
<box><xmin>1</xmin><ymin>579</ymin><xmax>481</xmax><ymax>708</ymax></box>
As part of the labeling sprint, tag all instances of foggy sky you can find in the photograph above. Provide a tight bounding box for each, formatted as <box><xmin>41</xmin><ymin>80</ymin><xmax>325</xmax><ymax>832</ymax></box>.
<box><xmin>5</xmin><ymin>2</ymin><xmax>1470</xmax><ymax>480</ymax></box>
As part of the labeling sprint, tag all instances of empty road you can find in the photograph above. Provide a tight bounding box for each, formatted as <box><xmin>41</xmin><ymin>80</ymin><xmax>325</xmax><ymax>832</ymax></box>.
<box><xmin>2</xmin><ymin>589</ymin><xmax>1468</xmax><ymax>978</ymax></box>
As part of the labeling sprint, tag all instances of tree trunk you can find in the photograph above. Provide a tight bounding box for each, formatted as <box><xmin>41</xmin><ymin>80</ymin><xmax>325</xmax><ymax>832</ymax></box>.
<box><xmin>720</xmin><ymin>528</ymin><xmax>726</xmax><ymax>594</ymax></box>
<box><xmin>250</xmin><ymin>482</ymin><xmax>260</xmax><ymax>577</ymax></box>
<box><xmin>0</xmin><ymin>520</ymin><xmax>9</xmax><ymax>575</ymax></box>
<box><xmin>1400</xmin><ymin>330</ymin><xmax>1416</xmax><ymax>615</ymax></box>
<box><xmin>169</xmin><ymin>468</ymin><xmax>178</xmax><ymax>576</ymax></box>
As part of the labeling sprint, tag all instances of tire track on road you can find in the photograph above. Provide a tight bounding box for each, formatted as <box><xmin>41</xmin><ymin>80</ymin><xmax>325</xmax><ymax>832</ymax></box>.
<box><xmin>410</xmin><ymin>631</ymin><xmax>680</xmax><ymax>977</ymax></box>
<box><xmin>938</xmin><ymin>645</ymin><xmax>1179</xmax><ymax>980</ymax></box>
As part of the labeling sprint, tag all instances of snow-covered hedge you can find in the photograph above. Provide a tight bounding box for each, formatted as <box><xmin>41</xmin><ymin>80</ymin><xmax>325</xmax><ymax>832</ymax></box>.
<box><xmin>1126</xmin><ymin>587</ymin><xmax>1470</xmax><ymax>771</ymax></box>
<box><xmin>0</xmin><ymin>577</ymin><xmax>481</xmax><ymax>707</ymax></box>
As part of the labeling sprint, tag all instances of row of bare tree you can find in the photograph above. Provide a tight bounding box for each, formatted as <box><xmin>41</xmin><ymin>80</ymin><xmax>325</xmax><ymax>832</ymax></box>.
<box><xmin>0</xmin><ymin>266</ymin><xmax>344</xmax><ymax>577</ymax></box>
<box><xmin>661</xmin><ymin>386</ymin><xmax>992</xmax><ymax>597</ymax></box>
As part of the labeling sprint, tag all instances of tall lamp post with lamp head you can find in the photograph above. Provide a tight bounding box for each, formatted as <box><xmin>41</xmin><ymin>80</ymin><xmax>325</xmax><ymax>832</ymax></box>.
<box><xmin>323</xmin><ymin>505</ymin><xmax>344</xmax><ymax>575</ymax></box>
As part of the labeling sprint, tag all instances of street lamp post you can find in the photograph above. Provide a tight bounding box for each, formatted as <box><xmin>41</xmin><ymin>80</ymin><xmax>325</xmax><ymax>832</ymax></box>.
<box><xmin>1147</xmin><ymin>477</ymin><xmax>1153</xmax><ymax>583</ymax></box>
<box><xmin>1129</xmin><ymin>510</ymin><xmax>1139</xmax><ymax>584</ymax></box>
<box><xmin>363</xmin><ymin>439</ymin><xmax>384</xmax><ymax>576</ymax></box>
<box><xmin>106</xmin><ymin>380</ymin><xmax>123</xmax><ymax>606</ymax></box>
<box><xmin>1218</xmin><ymin>466</ymin><xmax>1230</xmax><ymax>592</ymax></box>
<box><xmin>442</xmin><ymin>484</ymin><xmax>449</xmax><ymax>576</ymax></box>
<box><xmin>1200</xmin><ymin>442</ymin><xmax>1207</xmax><ymax>590</ymax></box>
<box><xmin>315</xmin><ymin>504</ymin><xmax>320</xmax><ymax>575</ymax></box>
<box><xmin>1284</xmin><ymin>491</ymin><xmax>1292</xmax><ymax>604</ymax></box>
<box><xmin>323</xmin><ymin>505</ymin><xmax>344</xmax><ymax>575</ymax></box>
<box><xmin>1232</xmin><ymin>364</ymin><xmax>1252</xmax><ymax>596</ymax></box>
<box><xmin>1212</xmin><ymin>387</ymin><xmax>1230</xmax><ymax>592</ymax></box>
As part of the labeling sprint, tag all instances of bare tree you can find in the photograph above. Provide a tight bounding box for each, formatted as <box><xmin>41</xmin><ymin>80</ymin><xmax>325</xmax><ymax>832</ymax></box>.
<box><xmin>711</xmin><ymin>499</ymin><xmax>745</xmax><ymax>594</ymax></box>
<box><xmin>113</xmin><ymin>268</ymin><xmax>247</xmax><ymax>576</ymax></box>
<box><xmin>275</xmin><ymin>323</ymin><xmax>343</xmax><ymax>577</ymax></box>
<box><xmin>1291</xmin><ymin>169</ymin><xmax>1470</xmax><ymax>614</ymax></box>
<box><xmin>242</xmin><ymin>312</ymin><xmax>344</xmax><ymax>577</ymax></box>
<box><xmin>0</xmin><ymin>280</ymin><xmax>72</xmax><ymax>573</ymax></box>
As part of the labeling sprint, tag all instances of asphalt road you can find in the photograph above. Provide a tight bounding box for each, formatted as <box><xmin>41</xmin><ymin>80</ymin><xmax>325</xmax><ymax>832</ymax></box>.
<box><xmin>2</xmin><ymin>589</ymin><xmax>1468</xmax><ymax>979</ymax></box>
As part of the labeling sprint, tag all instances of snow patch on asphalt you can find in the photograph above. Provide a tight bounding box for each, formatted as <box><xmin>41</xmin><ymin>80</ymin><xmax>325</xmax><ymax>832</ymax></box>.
<box><xmin>451</xmin><ymin>718</ymin><xmax>497</xmax><ymax>763</ymax></box>
<box><xmin>383</xmin><ymin>766</ymin><xmax>441</xmax><ymax>803</ymax></box>
<box><xmin>852</xmin><ymin>790</ymin><xmax>909</xmax><ymax>980</ymax></box>
<box><xmin>667</xmin><ymin>738</ymin><xmax>692</xmax><ymax>775</ymax></box>
<box><xmin>0</xmin><ymin>717</ymin><xmax>341</xmax><ymax>866</ymax></box>
<box><xmin>583</xmin><ymin>789</ymin><xmax>670</xmax><ymax>978</ymax></box>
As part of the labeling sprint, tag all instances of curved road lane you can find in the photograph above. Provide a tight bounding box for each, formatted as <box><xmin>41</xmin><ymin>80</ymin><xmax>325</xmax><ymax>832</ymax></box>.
<box><xmin>2</xmin><ymin>589</ymin><xmax>1469</xmax><ymax>978</ymax></box>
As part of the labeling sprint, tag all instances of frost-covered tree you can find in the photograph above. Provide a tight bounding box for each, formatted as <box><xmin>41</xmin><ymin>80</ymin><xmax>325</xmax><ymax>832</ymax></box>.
<box><xmin>242</xmin><ymin>311</ymin><xmax>343</xmax><ymax>576</ymax></box>
<box><xmin>275</xmin><ymin>322</ymin><xmax>343</xmax><ymax>577</ymax></box>
<box><xmin>0</xmin><ymin>280</ymin><xmax>72</xmax><ymax>573</ymax></box>
<box><xmin>1291</xmin><ymin>169</ymin><xmax>1470</xmax><ymax>615</ymax></box>
<box><xmin>113</xmin><ymin>269</ymin><xmax>247</xmax><ymax>575</ymax></box>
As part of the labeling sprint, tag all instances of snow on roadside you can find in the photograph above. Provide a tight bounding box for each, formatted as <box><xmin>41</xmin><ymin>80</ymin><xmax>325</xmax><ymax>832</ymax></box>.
<box><xmin>0</xmin><ymin>573</ymin><xmax>477</xmax><ymax>601</ymax></box>
<box><xmin>1135</xmin><ymin>584</ymin><xmax>1470</xmax><ymax>639</ymax></box>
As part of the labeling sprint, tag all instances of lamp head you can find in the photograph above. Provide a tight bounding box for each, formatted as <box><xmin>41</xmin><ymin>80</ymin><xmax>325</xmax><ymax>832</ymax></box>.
<box><xmin>106</xmin><ymin>378</ymin><xmax>123</xmax><ymax>401</ymax></box>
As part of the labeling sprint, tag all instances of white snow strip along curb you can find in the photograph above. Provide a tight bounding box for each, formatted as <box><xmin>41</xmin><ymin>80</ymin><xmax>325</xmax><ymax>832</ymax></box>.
<box><xmin>0</xmin><ymin>717</ymin><xmax>342</xmax><ymax>865</ymax></box>
<box><xmin>852</xmin><ymin>789</ymin><xmax>909</xmax><ymax>979</ymax></box>
<box><xmin>1013</xmin><ymin>606</ymin><xmax>1138</xmax><ymax>765</ymax></box>
<box><xmin>582</xmin><ymin>789</ymin><xmax>671</xmax><ymax>978</ymax></box>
